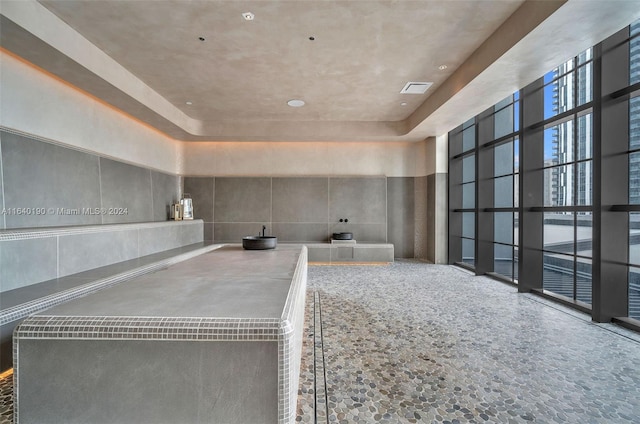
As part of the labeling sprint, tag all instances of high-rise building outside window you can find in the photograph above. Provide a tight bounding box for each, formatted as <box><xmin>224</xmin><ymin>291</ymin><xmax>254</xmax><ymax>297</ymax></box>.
<box><xmin>448</xmin><ymin>18</ymin><xmax>640</xmax><ymax>326</ymax></box>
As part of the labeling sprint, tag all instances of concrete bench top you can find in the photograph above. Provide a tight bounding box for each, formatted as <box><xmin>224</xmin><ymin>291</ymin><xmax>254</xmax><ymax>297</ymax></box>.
<box><xmin>32</xmin><ymin>244</ymin><xmax>304</xmax><ymax>321</ymax></box>
<box><xmin>0</xmin><ymin>242</ymin><xmax>223</xmax><ymax>326</ymax></box>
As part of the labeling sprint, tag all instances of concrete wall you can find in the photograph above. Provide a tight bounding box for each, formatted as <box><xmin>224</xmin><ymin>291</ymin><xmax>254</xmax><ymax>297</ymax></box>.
<box><xmin>184</xmin><ymin>175</ymin><xmax>437</xmax><ymax>260</ymax></box>
<box><xmin>185</xmin><ymin>176</ymin><xmax>389</xmax><ymax>242</ymax></box>
<box><xmin>1</xmin><ymin>44</ymin><xmax>445</xmax><ymax>261</ymax></box>
<box><xmin>0</xmin><ymin>51</ymin><xmax>181</xmax><ymax>175</ymax></box>
<box><xmin>0</xmin><ymin>130</ymin><xmax>180</xmax><ymax>230</ymax></box>
<box><xmin>181</xmin><ymin>139</ymin><xmax>431</xmax><ymax>177</ymax></box>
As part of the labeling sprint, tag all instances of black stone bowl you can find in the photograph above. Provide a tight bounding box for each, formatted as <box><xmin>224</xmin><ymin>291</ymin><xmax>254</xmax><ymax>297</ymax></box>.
<box><xmin>242</xmin><ymin>236</ymin><xmax>278</xmax><ymax>250</ymax></box>
<box><xmin>332</xmin><ymin>232</ymin><xmax>353</xmax><ymax>240</ymax></box>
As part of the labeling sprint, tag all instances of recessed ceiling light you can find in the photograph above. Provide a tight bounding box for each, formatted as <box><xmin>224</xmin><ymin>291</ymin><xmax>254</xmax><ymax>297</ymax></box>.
<box><xmin>400</xmin><ymin>102</ymin><xmax>408</xmax><ymax>106</ymax></box>
<box><xmin>287</xmin><ymin>99</ymin><xmax>305</xmax><ymax>107</ymax></box>
<box><xmin>186</xmin><ymin>101</ymin><xmax>193</xmax><ymax>105</ymax></box>
<box><xmin>242</xmin><ymin>12</ymin><xmax>255</xmax><ymax>21</ymax></box>
<box><xmin>438</xmin><ymin>65</ymin><xmax>448</xmax><ymax>70</ymax></box>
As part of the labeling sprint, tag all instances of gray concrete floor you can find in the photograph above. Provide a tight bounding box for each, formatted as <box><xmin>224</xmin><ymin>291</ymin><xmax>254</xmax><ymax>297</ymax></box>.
<box><xmin>3</xmin><ymin>262</ymin><xmax>640</xmax><ymax>423</ymax></box>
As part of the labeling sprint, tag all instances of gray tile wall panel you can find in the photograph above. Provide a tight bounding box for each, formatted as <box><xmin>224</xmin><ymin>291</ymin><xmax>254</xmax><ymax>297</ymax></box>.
<box><xmin>100</xmin><ymin>158</ymin><xmax>153</xmax><ymax>224</ymax></box>
<box><xmin>137</xmin><ymin>222</ymin><xmax>202</xmax><ymax>257</ymax></box>
<box><xmin>17</xmin><ymin>339</ymin><xmax>279</xmax><ymax>424</ymax></box>
<box><xmin>329</xmin><ymin>177</ymin><xmax>386</xmax><ymax>224</ymax></box>
<box><xmin>272</xmin><ymin>177</ymin><xmax>329</xmax><ymax>222</ymax></box>
<box><xmin>434</xmin><ymin>173</ymin><xmax>448</xmax><ymax>264</ymax></box>
<box><xmin>58</xmin><ymin>230</ymin><xmax>138</xmax><ymax>277</ymax></box>
<box><xmin>329</xmin><ymin>223</ymin><xmax>386</xmax><ymax>242</ymax></box>
<box><xmin>214</xmin><ymin>223</ymin><xmax>269</xmax><ymax>243</ymax></box>
<box><xmin>183</xmin><ymin>177</ymin><xmax>214</xmax><ymax>222</ymax></box>
<box><xmin>332</xmin><ymin>246</ymin><xmax>354</xmax><ymax>261</ymax></box>
<box><xmin>414</xmin><ymin>176</ymin><xmax>428</xmax><ymax>260</ymax></box>
<box><xmin>2</xmin><ymin>131</ymin><xmax>102</xmax><ymax>228</ymax></box>
<box><xmin>204</xmin><ymin>222</ymin><xmax>214</xmax><ymax>241</ymax></box>
<box><xmin>138</xmin><ymin>225</ymin><xmax>180</xmax><ymax>257</ymax></box>
<box><xmin>215</xmin><ymin>177</ymin><xmax>271</xmax><ymax>223</ymax></box>
<box><xmin>353</xmin><ymin>245</ymin><xmax>395</xmax><ymax>262</ymax></box>
<box><xmin>307</xmin><ymin>246</ymin><xmax>331</xmax><ymax>262</ymax></box>
<box><xmin>387</xmin><ymin>177</ymin><xmax>415</xmax><ymax>258</ymax></box>
<box><xmin>0</xmin><ymin>238</ymin><xmax>57</xmax><ymax>291</ymax></box>
<box><xmin>180</xmin><ymin>221</ymin><xmax>205</xmax><ymax>246</ymax></box>
<box><xmin>272</xmin><ymin>223</ymin><xmax>329</xmax><ymax>242</ymax></box>
<box><xmin>151</xmin><ymin>171</ymin><xmax>179</xmax><ymax>221</ymax></box>
<box><xmin>427</xmin><ymin>174</ymin><xmax>436</xmax><ymax>262</ymax></box>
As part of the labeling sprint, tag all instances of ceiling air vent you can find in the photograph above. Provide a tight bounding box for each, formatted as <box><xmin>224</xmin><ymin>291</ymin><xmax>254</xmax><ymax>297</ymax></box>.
<box><xmin>400</xmin><ymin>82</ymin><xmax>433</xmax><ymax>94</ymax></box>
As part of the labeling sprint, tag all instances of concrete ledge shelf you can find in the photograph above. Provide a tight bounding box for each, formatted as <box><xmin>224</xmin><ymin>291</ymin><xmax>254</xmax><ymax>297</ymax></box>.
<box><xmin>0</xmin><ymin>220</ymin><xmax>205</xmax><ymax>293</ymax></box>
<box><xmin>0</xmin><ymin>220</ymin><xmax>203</xmax><ymax>241</ymax></box>
<box><xmin>304</xmin><ymin>242</ymin><xmax>394</xmax><ymax>263</ymax></box>
<box><xmin>0</xmin><ymin>242</ymin><xmax>223</xmax><ymax>370</ymax></box>
<box><xmin>0</xmin><ymin>220</ymin><xmax>208</xmax><ymax>371</ymax></box>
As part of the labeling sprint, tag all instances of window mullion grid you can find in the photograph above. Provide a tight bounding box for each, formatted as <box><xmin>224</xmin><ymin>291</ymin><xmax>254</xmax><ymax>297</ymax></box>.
<box><xmin>573</xmin><ymin>105</ymin><xmax>579</xmax><ymax>300</ymax></box>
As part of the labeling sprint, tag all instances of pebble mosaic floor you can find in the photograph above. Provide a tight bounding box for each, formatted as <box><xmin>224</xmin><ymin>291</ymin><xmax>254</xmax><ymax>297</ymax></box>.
<box><xmin>296</xmin><ymin>261</ymin><xmax>640</xmax><ymax>424</ymax></box>
<box><xmin>2</xmin><ymin>262</ymin><xmax>640</xmax><ymax>423</ymax></box>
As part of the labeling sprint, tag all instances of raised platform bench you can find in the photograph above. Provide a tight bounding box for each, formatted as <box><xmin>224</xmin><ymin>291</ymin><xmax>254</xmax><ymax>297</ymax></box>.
<box><xmin>14</xmin><ymin>245</ymin><xmax>307</xmax><ymax>424</ymax></box>
<box><xmin>0</xmin><ymin>220</ymin><xmax>210</xmax><ymax>371</ymax></box>
<box><xmin>303</xmin><ymin>242</ymin><xmax>394</xmax><ymax>263</ymax></box>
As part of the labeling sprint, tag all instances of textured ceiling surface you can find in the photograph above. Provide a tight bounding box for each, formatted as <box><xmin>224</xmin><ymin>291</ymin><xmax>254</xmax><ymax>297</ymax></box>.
<box><xmin>38</xmin><ymin>0</ymin><xmax>523</xmax><ymax>122</ymax></box>
<box><xmin>3</xmin><ymin>1</ymin><xmax>640</xmax><ymax>142</ymax></box>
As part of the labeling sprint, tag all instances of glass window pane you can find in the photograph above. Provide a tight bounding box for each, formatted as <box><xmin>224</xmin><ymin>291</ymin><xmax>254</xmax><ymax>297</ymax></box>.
<box><xmin>577</xmin><ymin>47</ymin><xmax>592</xmax><ymax>65</ymax></box>
<box><xmin>449</xmin><ymin>130</ymin><xmax>463</xmax><ymax>157</ymax></box>
<box><xmin>462</xmin><ymin>182</ymin><xmax>475</xmax><ymax>209</ymax></box>
<box><xmin>543</xmin><ymin>69</ymin><xmax>555</xmax><ymax>84</ymax></box>
<box><xmin>494</xmin><ymin>176</ymin><xmax>513</xmax><ymax>208</ymax></box>
<box><xmin>494</xmin><ymin>95</ymin><xmax>512</xmax><ymax>111</ymax></box>
<box><xmin>630</xmin><ymin>213</ymin><xmax>640</xmax><ymax>265</ymax></box>
<box><xmin>576</xmin><ymin>161</ymin><xmax>592</xmax><ymax>206</ymax></box>
<box><xmin>560</xmin><ymin>57</ymin><xmax>575</xmax><ymax>73</ymax></box>
<box><xmin>494</xmin><ymin>141</ymin><xmax>513</xmax><ymax>176</ymax></box>
<box><xmin>543</xmin><ymin>252</ymin><xmax>575</xmax><ymax>299</ymax></box>
<box><xmin>462</xmin><ymin>126</ymin><xmax>475</xmax><ymax>152</ymax></box>
<box><xmin>630</xmin><ymin>152</ymin><xmax>640</xmax><ymax>204</ymax></box>
<box><xmin>629</xmin><ymin>266</ymin><xmax>640</xmax><ymax>320</ymax></box>
<box><xmin>576</xmin><ymin>212</ymin><xmax>592</xmax><ymax>258</ymax></box>
<box><xmin>545</xmin><ymin>164</ymin><xmax>574</xmax><ymax>207</ymax></box>
<box><xmin>544</xmin><ymin>120</ymin><xmax>574</xmax><ymax>165</ymax></box>
<box><xmin>514</xmin><ymin>212</ymin><xmax>519</xmax><ymax>246</ymax></box>
<box><xmin>462</xmin><ymin>238</ymin><xmax>475</xmax><ymax>267</ymax></box>
<box><xmin>631</xmin><ymin>96</ymin><xmax>640</xmax><ymax>150</ymax></box>
<box><xmin>577</xmin><ymin>113</ymin><xmax>593</xmax><ymax>160</ymax></box>
<box><xmin>577</xmin><ymin>63</ymin><xmax>593</xmax><ymax>106</ymax></box>
<box><xmin>514</xmin><ymin>139</ymin><xmax>519</xmax><ymax>173</ymax></box>
<box><xmin>544</xmin><ymin>212</ymin><xmax>575</xmax><ymax>254</ymax></box>
<box><xmin>544</xmin><ymin>72</ymin><xmax>575</xmax><ymax>120</ymax></box>
<box><xmin>462</xmin><ymin>155</ymin><xmax>475</xmax><ymax>183</ymax></box>
<box><xmin>494</xmin><ymin>212</ymin><xmax>513</xmax><ymax>244</ymax></box>
<box><xmin>494</xmin><ymin>243</ymin><xmax>514</xmax><ymax>279</ymax></box>
<box><xmin>576</xmin><ymin>258</ymin><xmax>592</xmax><ymax>305</ymax></box>
<box><xmin>543</xmin><ymin>82</ymin><xmax>557</xmax><ymax>119</ymax></box>
<box><xmin>462</xmin><ymin>212</ymin><xmax>475</xmax><ymax>239</ymax></box>
<box><xmin>514</xmin><ymin>101</ymin><xmax>520</xmax><ymax>131</ymax></box>
<box><xmin>631</xmin><ymin>21</ymin><xmax>640</xmax><ymax>85</ymax></box>
<box><xmin>494</xmin><ymin>104</ymin><xmax>514</xmax><ymax>139</ymax></box>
